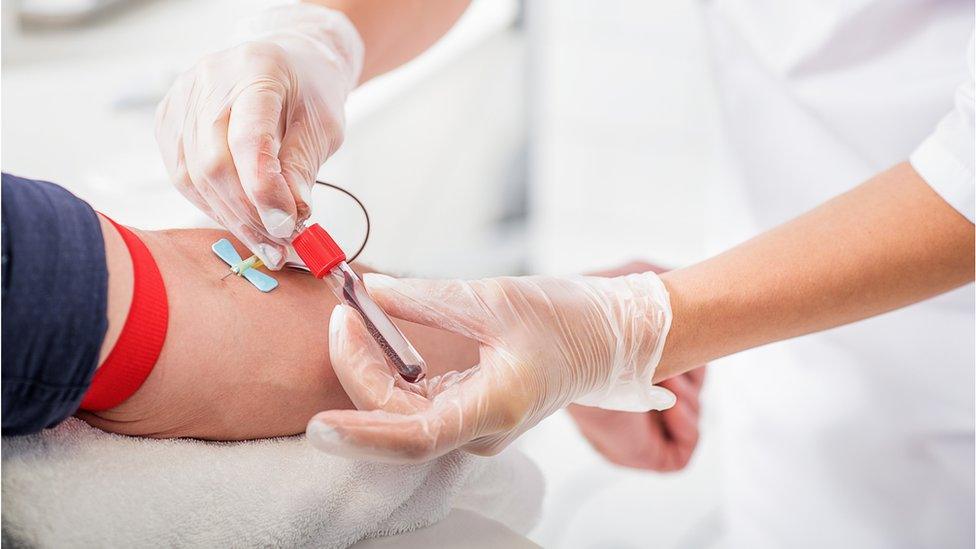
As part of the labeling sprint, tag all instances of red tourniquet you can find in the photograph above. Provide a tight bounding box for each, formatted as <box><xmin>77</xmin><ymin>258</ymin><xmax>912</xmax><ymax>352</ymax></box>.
<box><xmin>79</xmin><ymin>217</ymin><xmax>168</xmax><ymax>411</ymax></box>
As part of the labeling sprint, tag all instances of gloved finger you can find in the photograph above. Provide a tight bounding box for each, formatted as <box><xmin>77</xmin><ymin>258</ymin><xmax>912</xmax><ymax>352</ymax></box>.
<box><xmin>165</xmin><ymin>143</ymin><xmax>214</xmax><ymax>221</ymax></box>
<box><xmin>308</xmin><ymin>362</ymin><xmax>529</xmax><ymax>463</ymax></box>
<box><xmin>227</xmin><ymin>80</ymin><xmax>298</xmax><ymax>239</ymax></box>
<box><xmin>174</xmin><ymin>172</ymin><xmax>218</xmax><ymax>223</ymax></box>
<box><xmin>190</xmin><ymin>179</ymin><xmax>287</xmax><ymax>269</ymax></box>
<box><xmin>308</xmin><ymin>383</ymin><xmax>488</xmax><ymax>464</ymax></box>
<box><xmin>155</xmin><ymin>74</ymin><xmax>212</xmax><ymax>215</ymax></box>
<box><xmin>154</xmin><ymin>82</ymin><xmax>184</xmax><ymax>177</ymax></box>
<box><xmin>307</xmin><ymin>409</ymin><xmax>447</xmax><ymax>463</ymax></box>
<box><xmin>233</xmin><ymin>224</ymin><xmax>288</xmax><ymax>269</ymax></box>
<box><xmin>182</xmin><ymin>171</ymin><xmax>287</xmax><ymax>270</ymax></box>
<box><xmin>278</xmin><ymin>121</ymin><xmax>330</xmax><ymax>224</ymax></box>
<box><xmin>182</xmin><ymin>93</ymin><xmax>288</xmax><ymax>269</ymax></box>
<box><xmin>362</xmin><ymin>274</ymin><xmax>495</xmax><ymax>341</ymax></box>
<box><xmin>329</xmin><ymin>305</ymin><xmax>431</xmax><ymax>414</ymax></box>
<box><xmin>181</xmin><ymin>86</ymin><xmax>261</xmax><ymax>225</ymax></box>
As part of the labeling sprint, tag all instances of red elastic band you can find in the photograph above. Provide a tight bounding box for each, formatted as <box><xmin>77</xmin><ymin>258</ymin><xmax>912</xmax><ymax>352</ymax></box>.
<box><xmin>80</xmin><ymin>217</ymin><xmax>169</xmax><ymax>411</ymax></box>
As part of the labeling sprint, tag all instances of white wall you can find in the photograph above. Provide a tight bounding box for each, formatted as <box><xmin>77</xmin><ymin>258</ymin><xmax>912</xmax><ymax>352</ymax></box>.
<box><xmin>527</xmin><ymin>0</ymin><xmax>720</xmax><ymax>274</ymax></box>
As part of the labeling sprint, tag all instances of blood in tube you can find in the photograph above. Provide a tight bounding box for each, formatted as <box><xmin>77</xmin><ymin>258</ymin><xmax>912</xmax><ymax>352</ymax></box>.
<box><xmin>329</xmin><ymin>263</ymin><xmax>426</xmax><ymax>382</ymax></box>
<box><xmin>292</xmin><ymin>223</ymin><xmax>427</xmax><ymax>383</ymax></box>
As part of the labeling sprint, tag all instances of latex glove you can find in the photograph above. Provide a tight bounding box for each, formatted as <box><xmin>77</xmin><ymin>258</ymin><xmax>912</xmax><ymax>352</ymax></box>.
<box><xmin>564</xmin><ymin>260</ymin><xmax>704</xmax><ymax>471</ymax></box>
<box><xmin>155</xmin><ymin>4</ymin><xmax>363</xmax><ymax>268</ymax></box>
<box><xmin>569</xmin><ymin>367</ymin><xmax>706</xmax><ymax>472</ymax></box>
<box><xmin>307</xmin><ymin>273</ymin><xmax>676</xmax><ymax>463</ymax></box>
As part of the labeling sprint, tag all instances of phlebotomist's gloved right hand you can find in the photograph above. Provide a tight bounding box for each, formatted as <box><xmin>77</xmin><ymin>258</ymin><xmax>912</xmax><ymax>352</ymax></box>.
<box><xmin>307</xmin><ymin>272</ymin><xmax>678</xmax><ymax>464</ymax></box>
<box><xmin>155</xmin><ymin>4</ymin><xmax>363</xmax><ymax>269</ymax></box>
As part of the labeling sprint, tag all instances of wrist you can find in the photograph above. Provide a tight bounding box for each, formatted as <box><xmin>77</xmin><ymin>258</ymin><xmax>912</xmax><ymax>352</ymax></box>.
<box><xmin>572</xmin><ymin>272</ymin><xmax>675</xmax><ymax>412</ymax></box>
<box><xmin>237</xmin><ymin>4</ymin><xmax>364</xmax><ymax>89</ymax></box>
<box><xmin>656</xmin><ymin>264</ymin><xmax>736</xmax><ymax>382</ymax></box>
<box><xmin>624</xmin><ymin>272</ymin><xmax>673</xmax><ymax>385</ymax></box>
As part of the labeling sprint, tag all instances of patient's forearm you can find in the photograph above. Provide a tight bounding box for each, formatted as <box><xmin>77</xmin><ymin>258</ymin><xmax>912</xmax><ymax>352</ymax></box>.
<box><xmin>79</xmin><ymin>226</ymin><xmax>478</xmax><ymax>440</ymax></box>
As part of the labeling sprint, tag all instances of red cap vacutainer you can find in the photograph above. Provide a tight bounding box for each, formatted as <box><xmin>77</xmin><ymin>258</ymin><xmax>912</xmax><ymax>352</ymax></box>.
<box><xmin>292</xmin><ymin>223</ymin><xmax>347</xmax><ymax>278</ymax></box>
<box><xmin>291</xmin><ymin>223</ymin><xmax>426</xmax><ymax>383</ymax></box>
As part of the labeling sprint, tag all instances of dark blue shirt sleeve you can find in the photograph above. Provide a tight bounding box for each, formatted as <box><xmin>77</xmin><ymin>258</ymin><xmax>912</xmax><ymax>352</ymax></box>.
<box><xmin>2</xmin><ymin>173</ymin><xmax>108</xmax><ymax>435</ymax></box>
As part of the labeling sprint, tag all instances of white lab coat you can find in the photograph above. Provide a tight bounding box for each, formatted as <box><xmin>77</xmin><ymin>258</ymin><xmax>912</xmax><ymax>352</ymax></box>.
<box><xmin>704</xmin><ymin>0</ymin><xmax>975</xmax><ymax>547</ymax></box>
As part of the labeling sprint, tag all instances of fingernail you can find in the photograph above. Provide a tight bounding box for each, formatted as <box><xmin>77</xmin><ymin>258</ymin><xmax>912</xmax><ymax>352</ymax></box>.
<box><xmin>363</xmin><ymin>273</ymin><xmax>398</xmax><ymax>291</ymax></box>
<box><xmin>306</xmin><ymin>421</ymin><xmax>344</xmax><ymax>449</ymax></box>
<box><xmin>257</xmin><ymin>244</ymin><xmax>283</xmax><ymax>267</ymax></box>
<box><xmin>299</xmin><ymin>184</ymin><xmax>312</xmax><ymax>205</ymax></box>
<box><xmin>263</xmin><ymin>208</ymin><xmax>296</xmax><ymax>238</ymax></box>
<box><xmin>329</xmin><ymin>305</ymin><xmax>348</xmax><ymax>338</ymax></box>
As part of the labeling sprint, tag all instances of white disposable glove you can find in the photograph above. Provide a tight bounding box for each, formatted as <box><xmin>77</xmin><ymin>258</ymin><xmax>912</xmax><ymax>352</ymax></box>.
<box><xmin>307</xmin><ymin>273</ymin><xmax>676</xmax><ymax>463</ymax></box>
<box><xmin>155</xmin><ymin>4</ymin><xmax>363</xmax><ymax>268</ymax></box>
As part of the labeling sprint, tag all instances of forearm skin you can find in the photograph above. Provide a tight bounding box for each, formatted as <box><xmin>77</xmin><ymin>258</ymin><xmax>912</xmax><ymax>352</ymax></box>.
<box><xmin>80</xmin><ymin>227</ymin><xmax>478</xmax><ymax>440</ymax></box>
<box><xmin>656</xmin><ymin>162</ymin><xmax>975</xmax><ymax>381</ymax></box>
<box><xmin>309</xmin><ymin>0</ymin><xmax>470</xmax><ymax>83</ymax></box>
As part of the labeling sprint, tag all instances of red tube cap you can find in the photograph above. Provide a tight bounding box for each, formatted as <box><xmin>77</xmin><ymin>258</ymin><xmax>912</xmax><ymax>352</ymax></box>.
<box><xmin>292</xmin><ymin>223</ymin><xmax>346</xmax><ymax>278</ymax></box>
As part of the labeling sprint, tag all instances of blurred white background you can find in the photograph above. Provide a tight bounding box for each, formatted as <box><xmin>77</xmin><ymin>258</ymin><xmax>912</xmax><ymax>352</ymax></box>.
<box><xmin>2</xmin><ymin>1</ymin><xmax>724</xmax><ymax>546</ymax></box>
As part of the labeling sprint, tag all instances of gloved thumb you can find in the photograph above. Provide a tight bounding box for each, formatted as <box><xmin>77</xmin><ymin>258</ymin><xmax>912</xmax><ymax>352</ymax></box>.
<box><xmin>328</xmin><ymin>304</ymin><xmax>429</xmax><ymax>414</ymax></box>
<box><xmin>362</xmin><ymin>274</ymin><xmax>494</xmax><ymax>341</ymax></box>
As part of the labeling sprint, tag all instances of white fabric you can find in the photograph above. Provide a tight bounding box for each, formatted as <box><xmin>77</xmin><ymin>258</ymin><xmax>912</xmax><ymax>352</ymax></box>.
<box><xmin>910</xmin><ymin>38</ymin><xmax>976</xmax><ymax>223</ymax></box>
<box><xmin>0</xmin><ymin>418</ymin><xmax>543</xmax><ymax>548</ymax></box>
<box><xmin>704</xmin><ymin>0</ymin><xmax>975</xmax><ymax>547</ymax></box>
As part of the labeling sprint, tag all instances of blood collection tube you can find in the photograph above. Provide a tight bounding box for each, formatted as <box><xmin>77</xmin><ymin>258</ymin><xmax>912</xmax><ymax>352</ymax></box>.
<box><xmin>292</xmin><ymin>223</ymin><xmax>426</xmax><ymax>383</ymax></box>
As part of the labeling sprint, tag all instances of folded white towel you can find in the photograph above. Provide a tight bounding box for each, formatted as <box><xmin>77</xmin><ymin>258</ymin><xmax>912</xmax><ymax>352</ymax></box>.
<box><xmin>1</xmin><ymin>418</ymin><xmax>543</xmax><ymax>548</ymax></box>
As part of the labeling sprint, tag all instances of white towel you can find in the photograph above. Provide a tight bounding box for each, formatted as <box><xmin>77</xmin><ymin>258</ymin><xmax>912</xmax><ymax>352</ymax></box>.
<box><xmin>1</xmin><ymin>418</ymin><xmax>543</xmax><ymax>548</ymax></box>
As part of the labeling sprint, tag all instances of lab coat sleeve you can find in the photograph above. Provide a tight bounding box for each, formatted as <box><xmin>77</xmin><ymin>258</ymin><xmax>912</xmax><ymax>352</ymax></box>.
<box><xmin>909</xmin><ymin>37</ymin><xmax>975</xmax><ymax>223</ymax></box>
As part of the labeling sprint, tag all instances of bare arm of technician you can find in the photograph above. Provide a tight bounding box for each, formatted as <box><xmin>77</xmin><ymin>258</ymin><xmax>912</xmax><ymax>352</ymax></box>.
<box><xmin>311</xmin><ymin>0</ymin><xmax>471</xmax><ymax>82</ymax></box>
<box><xmin>655</xmin><ymin>162</ymin><xmax>975</xmax><ymax>381</ymax></box>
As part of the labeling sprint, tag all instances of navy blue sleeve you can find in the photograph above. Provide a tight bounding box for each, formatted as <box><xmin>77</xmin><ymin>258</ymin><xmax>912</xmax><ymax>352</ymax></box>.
<box><xmin>1</xmin><ymin>173</ymin><xmax>108</xmax><ymax>436</ymax></box>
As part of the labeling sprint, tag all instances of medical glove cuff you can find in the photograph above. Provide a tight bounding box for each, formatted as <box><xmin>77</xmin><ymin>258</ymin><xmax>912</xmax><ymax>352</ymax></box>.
<box><xmin>572</xmin><ymin>272</ymin><xmax>676</xmax><ymax>412</ymax></box>
<box><xmin>235</xmin><ymin>3</ymin><xmax>365</xmax><ymax>91</ymax></box>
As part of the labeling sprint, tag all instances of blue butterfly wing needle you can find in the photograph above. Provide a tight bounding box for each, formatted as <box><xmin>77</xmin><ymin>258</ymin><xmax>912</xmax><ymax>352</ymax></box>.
<box><xmin>212</xmin><ymin>239</ymin><xmax>243</xmax><ymax>266</ymax></box>
<box><xmin>212</xmin><ymin>238</ymin><xmax>278</xmax><ymax>293</ymax></box>
<box><xmin>243</xmin><ymin>269</ymin><xmax>279</xmax><ymax>293</ymax></box>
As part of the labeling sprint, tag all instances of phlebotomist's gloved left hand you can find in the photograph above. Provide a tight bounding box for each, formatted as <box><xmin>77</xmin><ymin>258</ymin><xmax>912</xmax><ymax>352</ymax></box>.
<box><xmin>307</xmin><ymin>272</ymin><xmax>677</xmax><ymax>463</ymax></box>
<box><xmin>155</xmin><ymin>4</ymin><xmax>363</xmax><ymax>269</ymax></box>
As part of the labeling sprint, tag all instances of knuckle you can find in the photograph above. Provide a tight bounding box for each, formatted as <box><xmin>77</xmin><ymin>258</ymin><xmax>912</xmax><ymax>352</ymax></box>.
<box><xmin>237</xmin><ymin>42</ymin><xmax>292</xmax><ymax>80</ymax></box>
<box><xmin>495</xmin><ymin>399</ymin><xmax>527</xmax><ymax>432</ymax></box>
<box><xmin>295</xmin><ymin>199</ymin><xmax>311</xmax><ymax>221</ymax></box>
<box><xmin>197</xmin><ymin>148</ymin><xmax>233</xmax><ymax>182</ymax></box>
<box><xmin>195</xmin><ymin>52</ymin><xmax>225</xmax><ymax>75</ymax></box>
<box><xmin>238</xmin><ymin>40</ymin><xmax>287</xmax><ymax>63</ymax></box>
<box><xmin>229</xmin><ymin>130</ymin><xmax>276</xmax><ymax>158</ymax></box>
<box><xmin>252</xmin><ymin>185</ymin><xmax>292</xmax><ymax>212</ymax></box>
<box><xmin>490</xmin><ymin>380</ymin><xmax>532</xmax><ymax>433</ymax></box>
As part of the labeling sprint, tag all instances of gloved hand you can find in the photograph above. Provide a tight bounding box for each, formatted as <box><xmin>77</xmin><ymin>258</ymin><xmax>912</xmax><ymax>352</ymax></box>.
<box><xmin>307</xmin><ymin>273</ymin><xmax>677</xmax><ymax>463</ymax></box>
<box><xmin>566</xmin><ymin>260</ymin><xmax>706</xmax><ymax>472</ymax></box>
<box><xmin>155</xmin><ymin>4</ymin><xmax>363</xmax><ymax>268</ymax></box>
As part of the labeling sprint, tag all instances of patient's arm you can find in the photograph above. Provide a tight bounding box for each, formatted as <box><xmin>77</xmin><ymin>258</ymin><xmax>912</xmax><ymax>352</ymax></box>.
<box><xmin>77</xmin><ymin>220</ymin><xmax>479</xmax><ymax>441</ymax></box>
